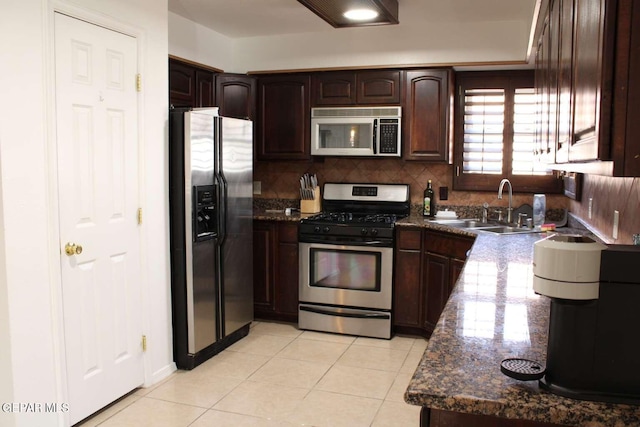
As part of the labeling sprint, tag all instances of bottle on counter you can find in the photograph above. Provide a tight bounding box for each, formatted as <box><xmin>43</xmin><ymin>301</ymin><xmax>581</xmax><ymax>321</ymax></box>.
<box><xmin>533</xmin><ymin>194</ymin><xmax>546</xmax><ymax>227</ymax></box>
<box><xmin>423</xmin><ymin>180</ymin><xmax>435</xmax><ymax>217</ymax></box>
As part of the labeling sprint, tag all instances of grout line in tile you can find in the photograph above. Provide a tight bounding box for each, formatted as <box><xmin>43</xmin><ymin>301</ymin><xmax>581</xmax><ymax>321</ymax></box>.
<box><xmin>82</xmin><ymin>321</ymin><xmax>424</xmax><ymax>426</ymax></box>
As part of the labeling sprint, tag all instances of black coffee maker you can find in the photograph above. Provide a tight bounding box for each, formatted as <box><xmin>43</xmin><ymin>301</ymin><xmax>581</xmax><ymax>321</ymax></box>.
<box><xmin>540</xmin><ymin>244</ymin><xmax>640</xmax><ymax>404</ymax></box>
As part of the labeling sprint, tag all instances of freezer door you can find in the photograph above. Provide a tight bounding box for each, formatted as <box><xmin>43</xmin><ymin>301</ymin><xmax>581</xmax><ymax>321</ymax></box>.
<box><xmin>218</xmin><ymin>116</ymin><xmax>254</xmax><ymax>337</ymax></box>
<box><xmin>185</xmin><ymin>109</ymin><xmax>218</xmax><ymax>353</ymax></box>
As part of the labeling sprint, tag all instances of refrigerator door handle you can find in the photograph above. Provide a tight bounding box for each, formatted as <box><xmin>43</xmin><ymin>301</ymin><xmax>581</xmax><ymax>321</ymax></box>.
<box><xmin>215</xmin><ymin>118</ymin><xmax>227</xmax><ymax>246</ymax></box>
<box><xmin>218</xmin><ymin>172</ymin><xmax>228</xmax><ymax>245</ymax></box>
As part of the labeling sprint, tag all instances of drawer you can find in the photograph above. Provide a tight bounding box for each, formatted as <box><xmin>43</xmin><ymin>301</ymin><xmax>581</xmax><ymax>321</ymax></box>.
<box><xmin>396</xmin><ymin>228</ymin><xmax>422</xmax><ymax>250</ymax></box>
<box><xmin>278</xmin><ymin>222</ymin><xmax>299</xmax><ymax>243</ymax></box>
<box><xmin>424</xmin><ymin>230</ymin><xmax>474</xmax><ymax>259</ymax></box>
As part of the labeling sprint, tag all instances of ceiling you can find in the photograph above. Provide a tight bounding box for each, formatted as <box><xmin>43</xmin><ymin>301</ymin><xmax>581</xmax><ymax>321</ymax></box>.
<box><xmin>168</xmin><ymin>0</ymin><xmax>539</xmax><ymax>40</ymax></box>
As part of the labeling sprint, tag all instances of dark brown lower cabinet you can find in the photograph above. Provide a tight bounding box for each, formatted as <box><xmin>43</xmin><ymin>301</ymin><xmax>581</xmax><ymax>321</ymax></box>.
<box><xmin>422</xmin><ymin>230</ymin><xmax>474</xmax><ymax>334</ymax></box>
<box><xmin>253</xmin><ymin>221</ymin><xmax>276</xmax><ymax>314</ymax></box>
<box><xmin>274</xmin><ymin>222</ymin><xmax>299</xmax><ymax>319</ymax></box>
<box><xmin>393</xmin><ymin>227</ymin><xmax>474</xmax><ymax>337</ymax></box>
<box><xmin>253</xmin><ymin>220</ymin><xmax>299</xmax><ymax>322</ymax></box>
<box><xmin>422</xmin><ymin>408</ymin><xmax>563</xmax><ymax>427</ymax></box>
<box><xmin>423</xmin><ymin>251</ymin><xmax>450</xmax><ymax>332</ymax></box>
<box><xmin>393</xmin><ymin>228</ymin><xmax>424</xmax><ymax>334</ymax></box>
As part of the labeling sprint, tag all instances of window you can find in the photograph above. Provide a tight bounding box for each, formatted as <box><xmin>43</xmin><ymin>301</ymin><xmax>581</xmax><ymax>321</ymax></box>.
<box><xmin>453</xmin><ymin>71</ymin><xmax>562</xmax><ymax>193</ymax></box>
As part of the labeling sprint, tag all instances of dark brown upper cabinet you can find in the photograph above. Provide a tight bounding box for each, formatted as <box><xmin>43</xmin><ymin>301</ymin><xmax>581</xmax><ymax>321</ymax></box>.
<box><xmin>534</xmin><ymin>0</ymin><xmax>640</xmax><ymax>176</ymax></box>
<box><xmin>169</xmin><ymin>58</ymin><xmax>196</xmax><ymax>107</ymax></box>
<box><xmin>569</xmin><ymin>0</ymin><xmax>613</xmax><ymax>163</ymax></box>
<box><xmin>356</xmin><ymin>70</ymin><xmax>401</xmax><ymax>105</ymax></box>
<box><xmin>312</xmin><ymin>71</ymin><xmax>356</xmax><ymax>106</ymax></box>
<box><xmin>556</xmin><ymin>0</ymin><xmax>574</xmax><ymax>163</ymax></box>
<box><xmin>311</xmin><ymin>70</ymin><xmax>401</xmax><ymax>106</ymax></box>
<box><xmin>196</xmin><ymin>70</ymin><xmax>214</xmax><ymax>108</ymax></box>
<box><xmin>402</xmin><ymin>69</ymin><xmax>452</xmax><ymax>162</ymax></box>
<box><xmin>257</xmin><ymin>74</ymin><xmax>311</xmax><ymax>161</ymax></box>
<box><xmin>215</xmin><ymin>73</ymin><xmax>256</xmax><ymax>120</ymax></box>
<box><xmin>169</xmin><ymin>57</ymin><xmax>219</xmax><ymax>108</ymax></box>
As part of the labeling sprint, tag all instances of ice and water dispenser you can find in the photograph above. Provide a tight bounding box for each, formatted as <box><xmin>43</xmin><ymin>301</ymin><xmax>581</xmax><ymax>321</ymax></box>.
<box><xmin>194</xmin><ymin>185</ymin><xmax>217</xmax><ymax>241</ymax></box>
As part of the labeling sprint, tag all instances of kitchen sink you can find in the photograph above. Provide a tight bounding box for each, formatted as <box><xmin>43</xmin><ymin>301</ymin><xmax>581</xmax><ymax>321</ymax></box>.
<box><xmin>429</xmin><ymin>218</ymin><xmax>490</xmax><ymax>228</ymax></box>
<box><xmin>429</xmin><ymin>218</ymin><xmax>542</xmax><ymax>234</ymax></box>
<box><xmin>475</xmin><ymin>226</ymin><xmax>542</xmax><ymax>235</ymax></box>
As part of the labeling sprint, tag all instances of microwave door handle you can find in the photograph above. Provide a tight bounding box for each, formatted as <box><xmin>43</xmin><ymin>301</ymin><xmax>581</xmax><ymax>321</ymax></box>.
<box><xmin>372</xmin><ymin>119</ymin><xmax>378</xmax><ymax>154</ymax></box>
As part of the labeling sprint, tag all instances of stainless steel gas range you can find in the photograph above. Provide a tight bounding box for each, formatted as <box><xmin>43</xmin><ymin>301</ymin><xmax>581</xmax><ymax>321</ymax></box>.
<box><xmin>298</xmin><ymin>183</ymin><xmax>410</xmax><ymax>339</ymax></box>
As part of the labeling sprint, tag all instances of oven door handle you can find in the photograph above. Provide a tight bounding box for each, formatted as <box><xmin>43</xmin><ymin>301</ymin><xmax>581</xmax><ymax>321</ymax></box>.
<box><xmin>298</xmin><ymin>237</ymin><xmax>392</xmax><ymax>247</ymax></box>
<box><xmin>300</xmin><ymin>305</ymin><xmax>390</xmax><ymax>320</ymax></box>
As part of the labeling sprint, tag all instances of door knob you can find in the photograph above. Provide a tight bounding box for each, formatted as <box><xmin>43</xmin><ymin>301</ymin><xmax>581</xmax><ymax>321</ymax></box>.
<box><xmin>64</xmin><ymin>242</ymin><xmax>83</xmax><ymax>256</ymax></box>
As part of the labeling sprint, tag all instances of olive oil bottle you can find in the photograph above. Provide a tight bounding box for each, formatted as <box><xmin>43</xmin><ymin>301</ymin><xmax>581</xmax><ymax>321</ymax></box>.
<box><xmin>423</xmin><ymin>180</ymin><xmax>435</xmax><ymax>217</ymax></box>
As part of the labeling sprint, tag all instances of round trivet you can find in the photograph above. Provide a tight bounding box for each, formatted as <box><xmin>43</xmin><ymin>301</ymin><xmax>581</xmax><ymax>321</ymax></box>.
<box><xmin>500</xmin><ymin>358</ymin><xmax>546</xmax><ymax>381</ymax></box>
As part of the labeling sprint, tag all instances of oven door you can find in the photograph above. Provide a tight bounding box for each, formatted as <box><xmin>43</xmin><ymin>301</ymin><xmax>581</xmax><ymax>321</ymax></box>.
<box><xmin>298</xmin><ymin>241</ymin><xmax>393</xmax><ymax>310</ymax></box>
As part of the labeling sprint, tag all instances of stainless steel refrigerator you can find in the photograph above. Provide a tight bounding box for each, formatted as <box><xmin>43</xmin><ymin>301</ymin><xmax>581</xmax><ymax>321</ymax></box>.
<box><xmin>169</xmin><ymin>107</ymin><xmax>253</xmax><ymax>370</ymax></box>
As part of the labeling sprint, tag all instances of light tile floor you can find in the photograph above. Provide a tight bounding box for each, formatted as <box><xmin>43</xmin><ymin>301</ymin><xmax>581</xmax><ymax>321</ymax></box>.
<box><xmin>78</xmin><ymin>321</ymin><xmax>426</xmax><ymax>427</ymax></box>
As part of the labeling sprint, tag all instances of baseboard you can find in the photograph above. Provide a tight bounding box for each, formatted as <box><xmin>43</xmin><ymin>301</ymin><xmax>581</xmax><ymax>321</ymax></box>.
<box><xmin>144</xmin><ymin>362</ymin><xmax>176</xmax><ymax>388</ymax></box>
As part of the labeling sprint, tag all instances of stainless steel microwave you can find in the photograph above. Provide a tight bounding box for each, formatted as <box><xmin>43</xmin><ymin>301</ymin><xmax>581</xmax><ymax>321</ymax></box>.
<box><xmin>311</xmin><ymin>106</ymin><xmax>401</xmax><ymax>157</ymax></box>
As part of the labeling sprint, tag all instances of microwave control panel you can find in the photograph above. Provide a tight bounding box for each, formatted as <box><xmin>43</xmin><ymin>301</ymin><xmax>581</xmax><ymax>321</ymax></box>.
<box><xmin>378</xmin><ymin>119</ymin><xmax>399</xmax><ymax>154</ymax></box>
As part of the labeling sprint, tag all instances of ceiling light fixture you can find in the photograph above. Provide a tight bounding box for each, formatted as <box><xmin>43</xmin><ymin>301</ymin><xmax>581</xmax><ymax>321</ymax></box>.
<box><xmin>343</xmin><ymin>9</ymin><xmax>379</xmax><ymax>21</ymax></box>
<box><xmin>297</xmin><ymin>0</ymin><xmax>399</xmax><ymax>28</ymax></box>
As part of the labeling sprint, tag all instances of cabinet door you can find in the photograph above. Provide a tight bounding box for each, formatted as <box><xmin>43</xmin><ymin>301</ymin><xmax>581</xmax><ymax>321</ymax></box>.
<box><xmin>196</xmin><ymin>70</ymin><xmax>215</xmax><ymax>107</ymax></box>
<box><xmin>556</xmin><ymin>0</ymin><xmax>574</xmax><ymax>163</ymax></box>
<box><xmin>570</xmin><ymin>0</ymin><xmax>610</xmax><ymax>161</ymax></box>
<box><xmin>312</xmin><ymin>71</ymin><xmax>356</xmax><ymax>106</ymax></box>
<box><xmin>423</xmin><ymin>252</ymin><xmax>450</xmax><ymax>333</ymax></box>
<box><xmin>257</xmin><ymin>75</ymin><xmax>311</xmax><ymax>160</ymax></box>
<box><xmin>216</xmin><ymin>74</ymin><xmax>256</xmax><ymax>120</ymax></box>
<box><xmin>275</xmin><ymin>223</ymin><xmax>299</xmax><ymax>319</ymax></box>
<box><xmin>534</xmin><ymin>17</ymin><xmax>549</xmax><ymax>161</ymax></box>
<box><xmin>450</xmin><ymin>258</ymin><xmax>466</xmax><ymax>292</ymax></box>
<box><xmin>611</xmin><ymin>0</ymin><xmax>640</xmax><ymax>177</ymax></box>
<box><xmin>356</xmin><ymin>70</ymin><xmax>401</xmax><ymax>104</ymax></box>
<box><xmin>393</xmin><ymin>228</ymin><xmax>423</xmax><ymax>329</ymax></box>
<box><xmin>403</xmin><ymin>69</ymin><xmax>452</xmax><ymax>161</ymax></box>
<box><xmin>546</xmin><ymin>0</ymin><xmax>561</xmax><ymax>164</ymax></box>
<box><xmin>169</xmin><ymin>59</ymin><xmax>196</xmax><ymax>107</ymax></box>
<box><xmin>253</xmin><ymin>221</ymin><xmax>276</xmax><ymax>316</ymax></box>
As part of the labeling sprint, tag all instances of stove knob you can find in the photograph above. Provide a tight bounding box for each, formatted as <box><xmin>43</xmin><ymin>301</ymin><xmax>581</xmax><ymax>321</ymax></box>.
<box><xmin>370</xmin><ymin>228</ymin><xmax>379</xmax><ymax>236</ymax></box>
<box><xmin>314</xmin><ymin>226</ymin><xmax>321</xmax><ymax>233</ymax></box>
<box><xmin>323</xmin><ymin>226</ymin><xmax>330</xmax><ymax>233</ymax></box>
<box><xmin>361</xmin><ymin>228</ymin><xmax>368</xmax><ymax>235</ymax></box>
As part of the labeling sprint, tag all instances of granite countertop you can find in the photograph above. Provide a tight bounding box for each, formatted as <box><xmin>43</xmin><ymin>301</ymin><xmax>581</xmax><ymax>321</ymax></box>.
<box><xmin>253</xmin><ymin>209</ymin><xmax>304</xmax><ymax>222</ymax></box>
<box><xmin>253</xmin><ymin>203</ymin><xmax>638</xmax><ymax>424</ymax></box>
<box><xmin>403</xmin><ymin>230</ymin><xmax>640</xmax><ymax>426</ymax></box>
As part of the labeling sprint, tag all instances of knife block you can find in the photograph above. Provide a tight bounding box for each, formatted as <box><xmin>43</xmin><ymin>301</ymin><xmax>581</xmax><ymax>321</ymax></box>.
<box><xmin>300</xmin><ymin>190</ymin><xmax>321</xmax><ymax>214</ymax></box>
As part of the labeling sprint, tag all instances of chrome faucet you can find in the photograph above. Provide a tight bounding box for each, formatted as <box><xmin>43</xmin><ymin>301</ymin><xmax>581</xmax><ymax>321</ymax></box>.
<box><xmin>481</xmin><ymin>202</ymin><xmax>489</xmax><ymax>223</ymax></box>
<box><xmin>497</xmin><ymin>178</ymin><xmax>513</xmax><ymax>223</ymax></box>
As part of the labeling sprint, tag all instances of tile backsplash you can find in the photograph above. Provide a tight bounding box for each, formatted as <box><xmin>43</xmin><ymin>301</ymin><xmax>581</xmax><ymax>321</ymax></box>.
<box><xmin>568</xmin><ymin>175</ymin><xmax>639</xmax><ymax>244</ymax></box>
<box><xmin>254</xmin><ymin>157</ymin><xmax>638</xmax><ymax>244</ymax></box>
<box><xmin>254</xmin><ymin>157</ymin><xmax>568</xmax><ymax>211</ymax></box>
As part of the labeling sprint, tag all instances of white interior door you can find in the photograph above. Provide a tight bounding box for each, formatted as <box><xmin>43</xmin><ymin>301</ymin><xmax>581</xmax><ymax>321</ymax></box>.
<box><xmin>54</xmin><ymin>13</ymin><xmax>144</xmax><ymax>425</ymax></box>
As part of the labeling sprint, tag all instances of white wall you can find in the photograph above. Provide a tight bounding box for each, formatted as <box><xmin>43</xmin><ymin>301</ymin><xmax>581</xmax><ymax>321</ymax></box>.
<box><xmin>168</xmin><ymin>8</ymin><xmax>533</xmax><ymax>73</ymax></box>
<box><xmin>0</xmin><ymin>1</ymin><xmax>172</xmax><ymax>426</ymax></box>
<box><xmin>169</xmin><ymin>11</ymin><xmax>234</xmax><ymax>71</ymax></box>
<box><xmin>233</xmin><ymin>20</ymin><xmax>531</xmax><ymax>72</ymax></box>
<box><xmin>0</xmin><ymin>133</ymin><xmax>15</xmax><ymax>427</ymax></box>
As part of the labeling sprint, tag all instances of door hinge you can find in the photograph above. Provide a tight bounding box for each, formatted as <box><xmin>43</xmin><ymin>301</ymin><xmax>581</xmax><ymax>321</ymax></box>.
<box><xmin>136</xmin><ymin>74</ymin><xmax>142</xmax><ymax>92</ymax></box>
<box><xmin>137</xmin><ymin>208</ymin><xmax>142</xmax><ymax>225</ymax></box>
<box><xmin>142</xmin><ymin>335</ymin><xmax>147</xmax><ymax>352</ymax></box>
